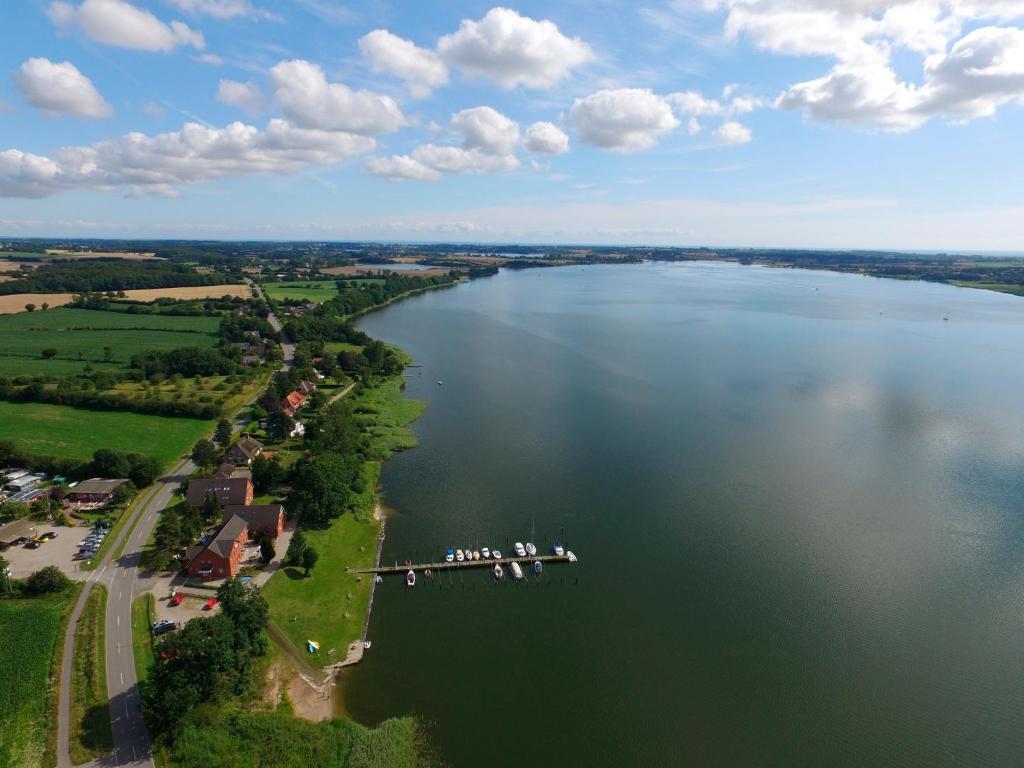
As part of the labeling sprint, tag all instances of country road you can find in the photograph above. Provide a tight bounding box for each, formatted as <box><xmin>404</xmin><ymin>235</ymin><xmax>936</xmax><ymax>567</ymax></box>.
<box><xmin>56</xmin><ymin>296</ymin><xmax>293</xmax><ymax>768</ymax></box>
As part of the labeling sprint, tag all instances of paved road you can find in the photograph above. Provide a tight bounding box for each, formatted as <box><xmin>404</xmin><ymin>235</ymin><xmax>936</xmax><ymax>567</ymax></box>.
<box><xmin>56</xmin><ymin>297</ymin><xmax>292</xmax><ymax>767</ymax></box>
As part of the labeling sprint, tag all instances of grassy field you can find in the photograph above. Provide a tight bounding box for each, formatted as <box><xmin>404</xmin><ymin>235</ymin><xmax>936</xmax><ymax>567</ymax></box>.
<box><xmin>0</xmin><ymin>400</ymin><xmax>212</xmax><ymax>465</ymax></box>
<box><xmin>0</xmin><ymin>589</ymin><xmax>79</xmax><ymax>768</ymax></box>
<box><xmin>354</xmin><ymin>376</ymin><xmax>426</xmax><ymax>458</ymax></box>
<box><xmin>263</xmin><ymin>510</ymin><xmax>380</xmax><ymax>668</ymax></box>
<box><xmin>949</xmin><ymin>280</ymin><xmax>1024</xmax><ymax>296</ymax></box>
<box><xmin>71</xmin><ymin>585</ymin><xmax>113</xmax><ymax>764</ymax></box>
<box><xmin>263</xmin><ymin>281</ymin><xmax>339</xmax><ymax>303</ymax></box>
<box><xmin>131</xmin><ymin>593</ymin><xmax>156</xmax><ymax>685</ymax></box>
<box><xmin>0</xmin><ymin>307</ymin><xmax>219</xmax><ymax>370</ymax></box>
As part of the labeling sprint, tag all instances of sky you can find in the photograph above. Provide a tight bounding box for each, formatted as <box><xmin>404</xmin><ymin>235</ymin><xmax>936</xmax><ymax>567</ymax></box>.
<box><xmin>1</xmin><ymin>0</ymin><xmax>1024</xmax><ymax>250</ymax></box>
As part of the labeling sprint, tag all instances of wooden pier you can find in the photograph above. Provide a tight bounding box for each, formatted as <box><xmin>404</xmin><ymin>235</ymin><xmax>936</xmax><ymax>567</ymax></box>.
<box><xmin>348</xmin><ymin>553</ymin><xmax>575</xmax><ymax>575</ymax></box>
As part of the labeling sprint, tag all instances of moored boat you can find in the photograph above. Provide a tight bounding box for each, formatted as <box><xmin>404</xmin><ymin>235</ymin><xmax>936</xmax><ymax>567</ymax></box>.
<box><xmin>514</xmin><ymin>542</ymin><xmax>526</xmax><ymax>557</ymax></box>
<box><xmin>493</xmin><ymin>563</ymin><xmax>503</xmax><ymax>579</ymax></box>
<box><xmin>445</xmin><ymin>547</ymin><xmax>455</xmax><ymax>563</ymax></box>
<box><xmin>406</xmin><ymin>570</ymin><xmax>416</xmax><ymax>587</ymax></box>
<box><xmin>473</xmin><ymin>550</ymin><xmax>480</xmax><ymax>560</ymax></box>
<box><xmin>525</xmin><ymin>542</ymin><xmax>537</xmax><ymax>556</ymax></box>
<box><xmin>533</xmin><ymin>560</ymin><xmax>543</xmax><ymax>575</ymax></box>
<box><xmin>553</xmin><ymin>542</ymin><xmax>564</xmax><ymax>557</ymax></box>
<box><xmin>456</xmin><ymin>549</ymin><xmax>465</xmax><ymax>562</ymax></box>
<box><xmin>567</xmin><ymin>551</ymin><xmax>577</xmax><ymax>563</ymax></box>
<box><xmin>510</xmin><ymin>561</ymin><xmax>524</xmax><ymax>580</ymax></box>
<box><xmin>481</xmin><ymin>547</ymin><xmax>490</xmax><ymax>559</ymax></box>
<box><xmin>492</xmin><ymin>549</ymin><xmax>502</xmax><ymax>559</ymax></box>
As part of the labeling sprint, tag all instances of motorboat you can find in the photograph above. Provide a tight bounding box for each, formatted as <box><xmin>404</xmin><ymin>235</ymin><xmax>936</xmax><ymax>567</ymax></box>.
<box><xmin>510</xmin><ymin>561</ymin><xmax>524</xmax><ymax>580</ymax></box>
<box><xmin>525</xmin><ymin>542</ymin><xmax>537</xmax><ymax>556</ymax></box>
<box><xmin>514</xmin><ymin>542</ymin><xmax>526</xmax><ymax>557</ymax></box>
<box><xmin>472</xmin><ymin>550</ymin><xmax>480</xmax><ymax>561</ymax></box>
<box><xmin>445</xmin><ymin>547</ymin><xmax>455</xmax><ymax>563</ymax></box>
<box><xmin>481</xmin><ymin>547</ymin><xmax>490</xmax><ymax>559</ymax></box>
<box><xmin>493</xmin><ymin>563</ymin><xmax>503</xmax><ymax>579</ymax></box>
<box><xmin>456</xmin><ymin>549</ymin><xmax>465</xmax><ymax>562</ymax></box>
<box><xmin>533</xmin><ymin>560</ymin><xmax>543</xmax><ymax>575</ymax></box>
<box><xmin>553</xmin><ymin>542</ymin><xmax>565</xmax><ymax>557</ymax></box>
<box><xmin>492</xmin><ymin>549</ymin><xmax>502</xmax><ymax>559</ymax></box>
<box><xmin>406</xmin><ymin>570</ymin><xmax>416</xmax><ymax>587</ymax></box>
<box><xmin>567</xmin><ymin>551</ymin><xmax>577</xmax><ymax>563</ymax></box>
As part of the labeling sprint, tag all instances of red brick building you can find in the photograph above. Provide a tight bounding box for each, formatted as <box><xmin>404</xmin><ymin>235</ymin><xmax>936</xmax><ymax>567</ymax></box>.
<box><xmin>222</xmin><ymin>504</ymin><xmax>285</xmax><ymax>539</ymax></box>
<box><xmin>184</xmin><ymin>515</ymin><xmax>248</xmax><ymax>581</ymax></box>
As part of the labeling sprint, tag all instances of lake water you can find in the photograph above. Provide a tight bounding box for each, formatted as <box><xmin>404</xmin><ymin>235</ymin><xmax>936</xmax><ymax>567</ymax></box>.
<box><xmin>348</xmin><ymin>262</ymin><xmax>1024</xmax><ymax>767</ymax></box>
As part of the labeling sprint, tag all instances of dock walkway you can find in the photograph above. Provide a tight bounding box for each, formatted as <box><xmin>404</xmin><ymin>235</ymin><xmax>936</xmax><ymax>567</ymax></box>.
<box><xmin>348</xmin><ymin>553</ymin><xmax>573</xmax><ymax>575</ymax></box>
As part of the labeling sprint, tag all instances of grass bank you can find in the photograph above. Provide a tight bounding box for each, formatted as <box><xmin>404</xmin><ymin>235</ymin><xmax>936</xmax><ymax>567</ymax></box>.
<box><xmin>263</xmin><ymin>281</ymin><xmax>340</xmax><ymax>303</ymax></box>
<box><xmin>0</xmin><ymin>587</ymin><xmax>80</xmax><ymax>768</ymax></box>
<box><xmin>70</xmin><ymin>585</ymin><xmax>113</xmax><ymax>764</ymax></box>
<box><xmin>131</xmin><ymin>593</ymin><xmax>157</xmax><ymax>685</ymax></box>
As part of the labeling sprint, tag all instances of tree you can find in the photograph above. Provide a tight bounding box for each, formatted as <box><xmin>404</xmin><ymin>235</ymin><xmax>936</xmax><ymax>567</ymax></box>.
<box><xmin>0</xmin><ymin>501</ymin><xmax>30</xmax><ymax>519</ymax></box>
<box><xmin>251</xmin><ymin>454</ymin><xmax>285</xmax><ymax>494</ymax></box>
<box><xmin>283</xmin><ymin>528</ymin><xmax>306</xmax><ymax>567</ymax></box>
<box><xmin>41</xmin><ymin>302</ymin><xmax>49</xmax><ymax>311</ymax></box>
<box><xmin>103</xmin><ymin>345</ymin><xmax>113</xmax><ymax>362</ymax></box>
<box><xmin>191</xmin><ymin>439</ymin><xmax>219</xmax><ymax>472</ymax></box>
<box><xmin>201</xmin><ymin>491</ymin><xmax>223</xmax><ymax>523</ymax></box>
<box><xmin>289</xmin><ymin>452</ymin><xmax>356</xmax><ymax>527</ymax></box>
<box><xmin>265</xmin><ymin>410</ymin><xmax>295</xmax><ymax>441</ymax></box>
<box><xmin>0</xmin><ymin>556</ymin><xmax>12</xmax><ymax>595</ymax></box>
<box><xmin>214</xmin><ymin>418</ymin><xmax>233</xmax><ymax>448</ymax></box>
<box><xmin>25</xmin><ymin>566</ymin><xmax>71</xmax><ymax>595</ymax></box>
<box><xmin>25</xmin><ymin>303</ymin><xmax>36</xmax><ymax>312</ymax></box>
<box><xmin>152</xmin><ymin>511</ymin><xmax>183</xmax><ymax>571</ymax></box>
<box><xmin>301</xmin><ymin>546</ymin><xmax>319</xmax><ymax>577</ymax></box>
<box><xmin>111</xmin><ymin>481</ymin><xmax>136</xmax><ymax>505</ymax></box>
<box><xmin>40</xmin><ymin>348</ymin><xmax>57</xmax><ymax>359</ymax></box>
<box><xmin>259</xmin><ymin>537</ymin><xmax>275</xmax><ymax>564</ymax></box>
<box><xmin>92</xmin><ymin>448</ymin><xmax>132</xmax><ymax>479</ymax></box>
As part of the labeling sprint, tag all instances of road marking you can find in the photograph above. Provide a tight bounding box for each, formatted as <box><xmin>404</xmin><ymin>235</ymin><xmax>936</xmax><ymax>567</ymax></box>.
<box><xmin>117</xmin><ymin>615</ymin><xmax>120</xmax><ymax>627</ymax></box>
<box><xmin>120</xmin><ymin>671</ymin><xmax>124</xmax><ymax>684</ymax></box>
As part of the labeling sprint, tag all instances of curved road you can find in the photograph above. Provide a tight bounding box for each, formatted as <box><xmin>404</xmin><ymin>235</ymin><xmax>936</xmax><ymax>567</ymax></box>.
<box><xmin>57</xmin><ymin>297</ymin><xmax>292</xmax><ymax>768</ymax></box>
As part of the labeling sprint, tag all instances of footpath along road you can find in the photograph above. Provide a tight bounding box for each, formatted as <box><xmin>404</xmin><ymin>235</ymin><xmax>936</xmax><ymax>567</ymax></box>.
<box><xmin>56</xmin><ymin>298</ymin><xmax>293</xmax><ymax>767</ymax></box>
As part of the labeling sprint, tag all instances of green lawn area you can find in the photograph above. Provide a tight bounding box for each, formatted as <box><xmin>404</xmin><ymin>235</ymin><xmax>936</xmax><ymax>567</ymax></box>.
<box><xmin>0</xmin><ymin>589</ymin><xmax>79</xmax><ymax>768</ymax></box>
<box><xmin>0</xmin><ymin>400</ymin><xmax>212</xmax><ymax>466</ymax></box>
<box><xmin>263</xmin><ymin>281</ymin><xmax>339</xmax><ymax>303</ymax></box>
<box><xmin>0</xmin><ymin>357</ymin><xmax>122</xmax><ymax>377</ymax></box>
<box><xmin>131</xmin><ymin>593</ymin><xmax>156</xmax><ymax>685</ymax></box>
<box><xmin>0</xmin><ymin>307</ymin><xmax>219</xmax><ymax>370</ymax></box>
<box><xmin>324</xmin><ymin>341</ymin><xmax>364</xmax><ymax>355</ymax></box>
<box><xmin>71</xmin><ymin>585</ymin><xmax>112</xmax><ymax>764</ymax></box>
<box><xmin>949</xmin><ymin>280</ymin><xmax>1024</xmax><ymax>296</ymax></box>
<box><xmin>263</xmin><ymin>511</ymin><xmax>380</xmax><ymax>668</ymax></box>
<box><xmin>353</xmin><ymin>376</ymin><xmax>426</xmax><ymax>458</ymax></box>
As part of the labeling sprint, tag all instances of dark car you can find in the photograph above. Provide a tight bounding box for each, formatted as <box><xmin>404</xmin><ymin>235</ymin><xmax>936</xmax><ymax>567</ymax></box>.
<box><xmin>11</xmin><ymin>537</ymin><xmax>29</xmax><ymax>546</ymax></box>
<box><xmin>152</xmin><ymin>619</ymin><xmax>177</xmax><ymax>636</ymax></box>
<box><xmin>25</xmin><ymin>540</ymin><xmax>41</xmax><ymax>549</ymax></box>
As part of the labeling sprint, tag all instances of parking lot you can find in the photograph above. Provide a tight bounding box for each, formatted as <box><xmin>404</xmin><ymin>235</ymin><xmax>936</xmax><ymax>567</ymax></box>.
<box><xmin>0</xmin><ymin>520</ymin><xmax>111</xmax><ymax>579</ymax></box>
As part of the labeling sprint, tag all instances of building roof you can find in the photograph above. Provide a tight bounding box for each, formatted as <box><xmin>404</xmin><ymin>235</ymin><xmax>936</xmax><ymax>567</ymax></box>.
<box><xmin>223</xmin><ymin>504</ymin><xmax>284</xmax><ymax>534</ymax></box>
<box><xmin>214</xmin><ymin>462</ymin><xmax>252</xmax><ymax>480</ymax></box>
<box><xmin>69</xmin><ymin>478</ymin><xmax>129</xmax><ymax>496</ymax></box>
<box><xmin>225</xmin><ymin>435</ymin><xmax>263</xmax><ymax>465</ymax></box>
<box><xmin>186</xmin><ymin>477</ymin><xmax>252</xmax><ymax>508</ymax></box>
<box><xmin>207</xmin><ymin>514</ymin><xmax>249</xmax><ymax>558</ymax></box>
<box><xmin>283</xmin><ymin>391</ymin><xmax>306</xmax><ymax>409</ymax></box>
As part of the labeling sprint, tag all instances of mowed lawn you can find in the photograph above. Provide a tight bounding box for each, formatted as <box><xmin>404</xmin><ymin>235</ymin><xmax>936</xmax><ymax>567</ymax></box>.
<box><xmin>0</xmin><ymin>591</ymin><xmax>78</xmax><ymax>768</ymax></box>
<box><xmin>0</xmin><ymin>400</ymin><xmax>212</xmax><ymax>466</ymax></box>
<box><xmin>263</xmin><ymin>281</ymin><xmax>339</xmax><ymax>303</ymax></box>
<box><xmin>263</xmin><ymin>510</ymin><xmax>380</xmax><ymax>668</ymax></box>
<box><xmin>0</xmin><ymin>307</ymin><xmax>219</xmax><ymax>370</ymax></box>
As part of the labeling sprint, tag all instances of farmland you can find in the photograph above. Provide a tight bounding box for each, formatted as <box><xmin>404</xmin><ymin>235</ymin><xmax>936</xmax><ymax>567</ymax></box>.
<box><xmin>0</xmin><ymin>284</ymin><xmax>250</xmax><ymax>314</ymax></box>
<box><xmin>263</xmin><ymin>280</ymin><xmax>340</xmax><ymax>302</ymax></box>
<box><xmin>0</xmin><ymin>589</ymin><xmax>79</xmax><ymax>768</ymax></box>
<box><xmin>0</xmin><ymin>307</ymin><xmax>220</xmax><ymax>370</ymax></box>
<box><xmin>0</xmin><ymin>400</ymin><xmax>212</xmax><ymax>466</ymax></box>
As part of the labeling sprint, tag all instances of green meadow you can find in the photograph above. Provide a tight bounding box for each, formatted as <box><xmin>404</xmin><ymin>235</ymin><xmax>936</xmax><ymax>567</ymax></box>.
<box><xmin>263</xmin><ymin>281</ymin><xmax>339</xmax><ymax>303</ymax></box>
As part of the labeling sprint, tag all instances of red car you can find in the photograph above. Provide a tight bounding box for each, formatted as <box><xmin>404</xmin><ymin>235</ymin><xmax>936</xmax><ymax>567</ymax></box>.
<box><xmin>204</xmin><ymin>598</ymin><xmax>218</xmax><ymax>610</ymax></box>
<box><xmin>170</xmin><ymin>593</ymin><xmax>184</xmax><ymax>606</ymax></box>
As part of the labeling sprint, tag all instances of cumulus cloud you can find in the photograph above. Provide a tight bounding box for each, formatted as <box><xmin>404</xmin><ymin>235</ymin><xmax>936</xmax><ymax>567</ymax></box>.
<box><xmin>523</xmin><ymin>121</ymin><xmax>570</xmax><ymax>154</ymax></box>
<box><xmin>0</xmin><ymin>118</ymin><xmax>375</xmax><ymax>198</ymax></box>
<box><xmin>358</xmin><ymin>29</ymin><xmax>448</xmax><ymax>98</ymax></box>
<box><xmin>166</xmin><ymin>0</ymin><xmax>275</xmax><ymax>20</ymax></box>
<box><xmin>13</xmin><ymin>58</ymin><xmax>112</xmax><ymax>118</ymax></box>
<box><xmin>714</xmin><ymin>120</ymin><xmax>753</xmax><ymax>145</ymax></box>
<box><xmin>437</xmin><ymin>7</ymin><xmax>593</xmax><ymax>88</ymax></box>
<box><xmin>217</xmin><ymin>79</ymin><xmax>265</xmax><ymax>115</ymax></box>
<box><xmin>367</xmin><ymin>105</ymin><xmax>523</xmax><ymax>181</ymax></box>
<box><xmin>269</xmin><ymin>59</ymin><xmax>404</xmax><ymax>135</ymax></box>
<box><xmin>48</xmin><ymin>0</ymin><xmax>204</xmax><ymax>52</ymax></box>
<box><xmin>570</xmin><ymin>89</ymin><xmax>680</xmax><ymax>152</ymax></box>
<box><xmin>707</xmin><ymin>0</ymin><xmax>1024</xmax><ymax>130</ymax></box>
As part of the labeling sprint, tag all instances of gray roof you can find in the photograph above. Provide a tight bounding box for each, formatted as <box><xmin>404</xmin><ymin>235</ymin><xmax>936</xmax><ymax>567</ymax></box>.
<box><xmin>208</xmin><ymin>514</ymin><xmax>249</xmax><ymax>558</ymax></box>
<box><xmin>225</xmin><ymin>435</ymin><xmax>263</xmax><ymax>464</ymax></box>
<box><xmin>223</xmin><ymin>504</ymin><xmax>284</xmax><ymax>535</ymax></box>
<box><xmin>186</xmin><ymin>477</ymin><xmax>251</xmax><ymax>507</ymax></box>
<box><xmin>69</xmin><ymin>478</ymin><xmax>129</xmax><ymax>496</ymax></box>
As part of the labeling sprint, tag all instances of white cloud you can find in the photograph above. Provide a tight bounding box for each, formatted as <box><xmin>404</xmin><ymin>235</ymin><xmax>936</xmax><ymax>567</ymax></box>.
<box><xmin>451</xmin><ymin>106</ymin><xmax>520</xmax><ymax>154</ymax></box>
<box><xmin>708</xmin><ymin>0</ymin><xmax>1024</xmax><ymax>130</ymax></box>
<box><xmin>523</xmin><ymin>121</ymin><xmax>570</xmax><ymax>154</ymax></box>
<box><xmin>668</xmin><ymin>90</ymin><xmax>723</xmax><ymax>116</ymax></box>
<box><xmin>269</xmin><ymin>59</ymin><xmax>404</xmax><ymax>135</ymax></box>
<box><xmin>0</xmin><ymin>118</ymin><xmax>375</xmax><ymax>198</ymax></box>
<box><xmin>165</xmin><ymin>0</ymin><xmax>275</xmax><ymax>20</ymax></box>
<box><xmin>365</xmin><ymin>155</ymin><xmax>441</xmax><ymax>181</ymax></box>
<box><xmin>570</xmin><ymin>88</ymin><xmax>680</xmax><ymax>152</ymax></box>
<box><xmin>13</xmin><ymin>58</ymin><xmax>112</xmax><ymax>118</ymax></box>
<box><xmin>358</xmin><ymin>29</ymin><xmax>448</xmax><ymax>98</ymax></box>
<box><xmin>687</xmin><ymin>116</ymin><xmax>702</xmax><ymax>135</ymax></box>
<box><xmin>217</xmin><ymin>79</ymin><xmax>265</xmax><ymax>115</ymax></box>
<box><xmin>48</xmin><ymin>0</ymin><xmax>205</xmax><ymax>52</ymax></box>
<box><xmin>367</xmin><ymin>105</ymin><xmax>523</xmax><ymax>181</ymax></box>
<box><xmin>141</xmin><ymin>101</ymin><xmax>165</xmax><ymax>117</ymax></box>
<box><xmin>196</xmin><ymin>53</ymin><xmax>224</xmax><ymax>65</ymax></box>
<box><xmin>437</xmin><ymin>7</ymin><xmax>593</xmax><ymax>89</ymax></box>
<box><xmin>714</xmin><ymin>120</ymin><xmax>753</xmax><ymax>145</ymax></box>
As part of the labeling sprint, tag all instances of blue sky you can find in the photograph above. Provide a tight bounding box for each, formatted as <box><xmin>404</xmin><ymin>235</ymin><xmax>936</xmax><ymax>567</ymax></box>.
<box><xmin>1</xmin><ymin>0</ymin><xmax>1024</xmax><ymax>250</ymax></box>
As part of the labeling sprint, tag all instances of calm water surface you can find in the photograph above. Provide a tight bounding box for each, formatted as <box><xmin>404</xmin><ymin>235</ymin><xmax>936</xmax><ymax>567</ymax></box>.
<box><xmin>347</xmin><ymin>262</ymin><xmax>1024</xmax><ymax>767</ymax></box>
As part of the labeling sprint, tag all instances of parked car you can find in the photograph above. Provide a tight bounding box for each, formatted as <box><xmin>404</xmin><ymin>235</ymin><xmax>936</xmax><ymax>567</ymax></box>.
<box><xmin>11</xmin><ymin>537</ymin><xmax>29</xmax><ymax>546</ymax></box>
<box><xmin>152</xmin><ymin>619</ymin><xmax>177</xmax><ymax>636</ymax></box>
<box><xmin>25</xmin><ymin>541</ymin><xmax>41</xmax><ymax>549</ymax></box>
<box><xmin>40</xmin><ymin>531</ymin><xmax>58</xmax><ymax>541</ymax></box>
